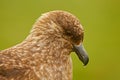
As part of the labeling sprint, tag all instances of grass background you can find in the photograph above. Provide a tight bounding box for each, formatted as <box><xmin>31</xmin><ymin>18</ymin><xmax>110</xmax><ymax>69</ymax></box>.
<box><xmin>0</xmin><ymin>0</ymin><xmax>120</xmax><ymax>80</ymax></box>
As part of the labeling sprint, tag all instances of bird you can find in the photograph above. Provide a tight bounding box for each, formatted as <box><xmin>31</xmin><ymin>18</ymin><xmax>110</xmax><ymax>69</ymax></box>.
<box><xmin>0</xmin><ymin>10</ymin><xmax>89</xmax><ymax>80</ymax></box>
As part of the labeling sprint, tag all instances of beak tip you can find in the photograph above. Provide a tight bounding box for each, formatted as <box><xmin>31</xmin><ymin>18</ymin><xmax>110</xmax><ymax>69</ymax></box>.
<box><xmin>83</xmin><ymin>56</ymin><xmax>89</xmax><ymax>66</ymax></box>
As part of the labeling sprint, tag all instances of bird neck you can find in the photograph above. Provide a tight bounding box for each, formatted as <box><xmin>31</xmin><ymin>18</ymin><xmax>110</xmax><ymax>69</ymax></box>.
<box><xmin>24</xmin><ymin>32</ymin><xmax>72</xmax><ymax>60</ymax></box>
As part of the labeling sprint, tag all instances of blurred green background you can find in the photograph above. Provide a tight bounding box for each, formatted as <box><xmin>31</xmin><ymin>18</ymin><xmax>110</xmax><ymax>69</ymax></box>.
<box><xmin>0</xmin><ymin>0</ymin><xmax>120</xmax><ymax>80</ymax></box>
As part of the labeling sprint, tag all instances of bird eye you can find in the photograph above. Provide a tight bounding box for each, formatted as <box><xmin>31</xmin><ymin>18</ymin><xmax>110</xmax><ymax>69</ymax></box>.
<box><xmin>66</xmin><ymin>31</ymin><xmax>72</xmax><ymax>36</ymax></box>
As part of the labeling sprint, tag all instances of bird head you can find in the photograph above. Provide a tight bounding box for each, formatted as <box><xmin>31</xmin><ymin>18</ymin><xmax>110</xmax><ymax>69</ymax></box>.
<box><xmin>32</xmin><ymin>10</ymin><xmax>89</xmax><ymax>65</ymax></box>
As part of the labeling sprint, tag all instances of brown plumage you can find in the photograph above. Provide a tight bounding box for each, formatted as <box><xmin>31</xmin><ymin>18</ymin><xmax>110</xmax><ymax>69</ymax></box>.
<box><xmin>0</xmin><ymin>10</ymin><xmax>89</xmax><ymax>80</ymax></box>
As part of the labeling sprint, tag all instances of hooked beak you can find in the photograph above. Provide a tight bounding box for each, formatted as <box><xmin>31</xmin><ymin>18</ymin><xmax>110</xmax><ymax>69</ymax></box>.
<box><xmin>73</xmin><ymin>44</ymin><xmax>89</xmax><ymax>66</ymax></box>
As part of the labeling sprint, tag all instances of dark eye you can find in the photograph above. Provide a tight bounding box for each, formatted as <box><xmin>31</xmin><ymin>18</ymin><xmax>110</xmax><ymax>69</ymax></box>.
<box><xmin>66</xmin><ymin>31</ymin><xmax>72</xmax><ymax>36</ymax></box>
